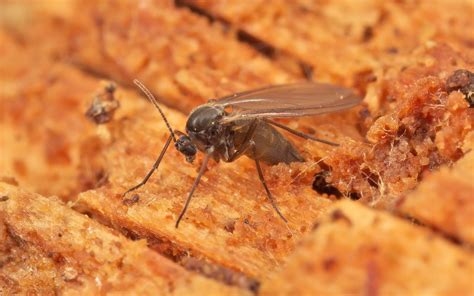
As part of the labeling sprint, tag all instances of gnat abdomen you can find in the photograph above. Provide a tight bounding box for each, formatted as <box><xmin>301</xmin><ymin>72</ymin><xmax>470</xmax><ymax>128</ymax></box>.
<box><xmin>245</xmin><ymin>121</ymin><xmax>304</xmax><ymax>165</ymax></box>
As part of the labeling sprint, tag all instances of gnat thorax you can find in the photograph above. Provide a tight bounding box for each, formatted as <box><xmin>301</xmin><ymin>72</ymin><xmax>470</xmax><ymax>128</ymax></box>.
<box><xmin>185</xmin><ymin>105</ymin><xmax>227</xmax><ymax>152</ymax></box>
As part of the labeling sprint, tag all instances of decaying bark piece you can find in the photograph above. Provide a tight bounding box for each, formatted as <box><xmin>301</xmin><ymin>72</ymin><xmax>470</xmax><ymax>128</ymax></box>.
<box><xmin>184</xmin><ymin>0</ymin><xmax>474</xmax><ymax>87</ymax></box>
<box><xmin>260</xmin><ymin>200</ymin><xmax>474</xmax><ymax>296</ymax></box>
<box><xmin>85</xmin><ymin>82</ymin><xmax>120</xmax><ymax>124</ymax></box>
<box><xmin>68</xmin><ymin>0</ymin><xmax>296</xmax><ymax>113</ymax></box>
<box><xmin>0</xmin><ymin>30</ymin><xmax>148</xmax><ymax>200</ymax></box>
<box><xmin>0</xmin><ymin>182</ymin><xmax>249</xmax><ymax>296</ymax></box>
<box><xmin>0</xmin><ymin>30</ymin><xmax>101</xmax><ymax>199</ymax></box>
<box><xmin>399</xmin><ymin>148</ymin><xmax>474</xmax><ymax>245</ymax></box>
<box><xmin>2</xmin><ymin>1</ymin><xmax>474</xmax><ymax>294</ymax></box>
<box><xmin>325</xmin><ymin>45</ymin><xmax>474</xmax><ymax>208</ymax></box>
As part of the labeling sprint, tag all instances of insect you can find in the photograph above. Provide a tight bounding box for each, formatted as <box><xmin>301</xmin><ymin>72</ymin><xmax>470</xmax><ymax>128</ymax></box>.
<box><xmin>123</xmin><ymin>79</ymin><xmax>362</xmax><ymax>228</ymax></box>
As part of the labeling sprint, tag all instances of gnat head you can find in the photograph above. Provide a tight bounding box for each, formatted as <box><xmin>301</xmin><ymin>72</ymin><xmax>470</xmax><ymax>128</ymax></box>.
<box><xmin>133</xmin><ymin>79</ymin><xmax>197</xmax><ymax>163</ymax></box>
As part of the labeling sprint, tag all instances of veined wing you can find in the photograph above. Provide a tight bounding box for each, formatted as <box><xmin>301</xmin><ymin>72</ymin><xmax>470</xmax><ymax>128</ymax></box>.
<box><xmin>215</xmin><ymin>82</ymin><xmax>362</xmax><ymax>123</ymax></box>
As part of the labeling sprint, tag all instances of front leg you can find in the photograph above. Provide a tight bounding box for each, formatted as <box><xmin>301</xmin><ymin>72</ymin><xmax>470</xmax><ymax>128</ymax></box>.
<box><xmin>122</xmin><ymin>134</ymin><xmax>173</xmax><ymax>197</ymax></box>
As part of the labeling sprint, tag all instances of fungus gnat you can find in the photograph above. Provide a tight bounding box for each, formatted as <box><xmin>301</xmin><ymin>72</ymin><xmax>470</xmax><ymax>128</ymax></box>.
<box><xmin>123</xmin><ymin>79</ymin><xmax>362</xmax><ymax>228</ymax></box>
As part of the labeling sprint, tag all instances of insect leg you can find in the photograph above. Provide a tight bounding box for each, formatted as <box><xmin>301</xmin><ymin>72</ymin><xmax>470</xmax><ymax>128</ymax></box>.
<box><xmin>227</xmin><ymin>120</ymin><xmax>258</xmax><ymax>162</ymax></box>
<box><xmin>122</xmin><ymin>134</ymin><xmax>173</xmax><ymax>197</ymax></box>
<box><xmin>175</xmin><ymin>152</ymin><xmax>211</xmax><ymax>228</ymax></box>
<box><xmin>266</xmin><ymin>119</ymin><xmax>339</xmax><ymax>146</ymax></box>
<box><xmin>252</xmin><ymin>143</ymin><xmax>288</xmax><ymax>223</ymax></box>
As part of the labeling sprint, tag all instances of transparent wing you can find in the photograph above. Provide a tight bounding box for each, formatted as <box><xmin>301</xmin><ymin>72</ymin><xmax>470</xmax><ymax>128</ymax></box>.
<box><xmin>215</xmin><ymin>82</ymin><xmax>362</xmax><ymax>123</ymax></box>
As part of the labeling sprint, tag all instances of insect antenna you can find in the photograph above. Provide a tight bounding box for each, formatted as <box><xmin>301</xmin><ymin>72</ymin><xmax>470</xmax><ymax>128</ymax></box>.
<box><xmin>133</xmin><ymin>79</ymin><xmax>177</xmax><ymax>142</ymax></box>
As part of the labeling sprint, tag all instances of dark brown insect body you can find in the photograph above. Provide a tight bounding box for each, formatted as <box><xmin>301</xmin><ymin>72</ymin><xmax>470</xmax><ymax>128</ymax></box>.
<box><xmin>124</xmin><ymin>80</ymin><xmax>362</xmax><ymax>228</ymax></box>
<box><xmin>185</xmin><ymin>104</ymin><xmax>304</xmax><ymax>165</ymax></box>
